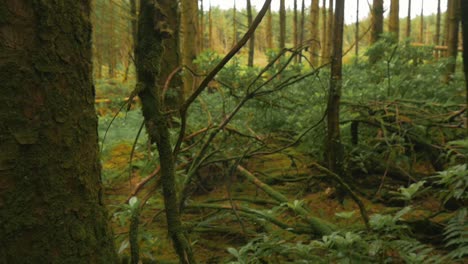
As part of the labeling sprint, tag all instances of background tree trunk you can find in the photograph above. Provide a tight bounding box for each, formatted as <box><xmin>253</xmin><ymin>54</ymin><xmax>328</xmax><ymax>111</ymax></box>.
<box><xmin>182</xmin><ymin>0</ymin><xmax>199</xmax><ymax>96</ymax></box>
<box><xmin>461</xmin><ymin>0</ymin><xmax>468</xmax><ymax>132</ymax></box>
<box><xmin>370</xmin><ymin>0</ymin><xmax>383</xmax><ymax>45</ymax></box>
<box><xmin>435</xmin><ymin>0</ymin><xmax>441</xmax><ymax>47</ymax></box>
<box><xmin>321</xmin><ymin>0</ymin><xmax>327</xmax><ymax>64</ymax></box>
<box><xmin>355</xmin><ymin>0</ymin><xmax>359</xmax><ymax>59</ymax></box>
<box><xmin>266</xmin><ymin>5</ymin><xmax>273</xmax><ymax>49</ymax></box>
<box><xmin>310</xmin><ymin>0</ymin><xmax>320</xmax><ymax>66</ymax></box>
<box><xmin>280</xmin><ymin>0</ymin><xmax>286</xmax><ymax>49</ymax></box>
<box><xmin>389</xmin><ymin>0</ymin><xmax>400</xmax><ymax>40</ymax></box>
<box><xmin>299</xmin><ymin>0</ymin><xmax>306</xmax><ymax>62</ymax></box>
<box><xmin>0</xmin><ymin>0</ymin><xmax>117</xmax><ymax>262</ymax></box>
<box><xmin>419</xmin><ymin>1</ymin><xmax>424</xmax><ymax>43</ymax></box>
<box><xmin>234</xmin><ymin>1</ymin><xmax>239</xmax><ymax>47</ymax></box>
<box><xmin>445</xmin><ymin>0</ymin><xmax>461</xmax><ymax>83</ymax></box>
<box><xmin>293</xmin><ymin>0</ymin><xmax>298</xmax><ymax>62</ymax></box>
<box><xmin>326</xmin><ymin>0</ymin><xmax>345</xmax><ymax>187</ymax></box>
<box><xmin>406</xmin><ymin>0</ymin><xmax>412</xmax><ymax>38</ymax></box>
<box><xmin>247</xmin><ymin>0</ymin><xmax>255</xmax><ymax>67</ymax></box>
<box><xmin>324</xmin><ymin>0</ymin><xmax>334</xmax><ymax>63</ymax></box>
<box><xmin>200</xmin><ymin>0</ymin><xmax>205</xmax><ymax>51</ymax></box>
<box><xmin>136</xmin><ymin>1</ymin><xmax>195</xmax><ymax>262</ymax></box>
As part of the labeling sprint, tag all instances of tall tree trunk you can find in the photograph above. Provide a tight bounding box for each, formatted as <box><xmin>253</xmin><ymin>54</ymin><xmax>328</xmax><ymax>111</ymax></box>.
<box><xmin>324</xmin><ymin>0</ymin><xmax>334</xmax><ymax>63</ymax></box>
<box><xmin>370</xmin><ymin>0</ymin><xmax>384</xmax><ymax>63</ymax></box>
<box><xmin>419</xmin><ymin>0</ymin><xmax>424</xmax><ymax>43</ymax></box>
<box><xmin>445</xmin><ymin>0</ymin><xmax>461</xmax><ymax>83</ymax></box>
<box><xmin>266</xmin><ymin>5</ymin><xmax>273</xmax><ymax>49</ymax></box>
<box><xmin>461</xmin><ymin>0</ymin><xmax>468</xmax><ymax>132</ymax></box>
<box><xmin>299</xmin><ymin>0</ymin><xmax>306</xmax><ymax>62</ymax></box>
<box><xmin>310</xmin><ymin>0</ymin><xmax>320</xmax><ymax>66</ymax></box>
<box><xmin>326</xmin><ymin>0</ymin><xmax>345</xmax><ymax>189</ymax></box>
<box><xmin>355</xmin><ymin>0</ymin><xmax>359</xmax><ymax>58</ymax></box>
<box><xmin>294</xmin><ymin>0</ymin><xmax>298</xmax><ymax>62</ymax></box>
<box><xmin>321</xmin><ymin>0</ymin><xmax>327</xmax><ymax>64</ymax></box>
<box><xmin>0</xmin><ymin>0</ymin><xmax>117</xmax><ymax>262</ymax></box>
<box><xmin>370</xmin><ymin>0</ymin><xmax>383</xmax><ymax>44</ymax></box>
<box><xmin>406</xmin><ymin>0</ymin><xmax>412</xmax><ymax>38</ymax></box>
<box><xmin>234</xmin><ymin>1</ymin><xmax>238</xmax><ymax>47</ymax></box>
<box><xmin>280</xmin><ymin>0</ymin><xmax>286</xmax><ymax>49</ymax></box>
<box><xmin>209</xmin><ymin>4</ymin><xmax>213</xmax><ymax>49</ymax></box>
<box><xmin>389</xmin><ymin>0</ymin><xmax>400</xmax><ymax>40</ymax></box>
<box><xmin>435</xmin><ymin>0</ymin><xmax>441</xmax><ymax>45</ymax></box>
<box><xmin>136</xmin><ymin>1</ymin><xmax>195</xmax><ymax>263</ymax></box>
<box><xmin>182</xmin><ymin>0</ymin><xmax>199</xmax><ymax>96</ymax></box>
<box><xmin>247</xmin><ymin>0</ymin><xmax>255</xmax><ymax>67</ymax></box>
<box><xmin>159</xmin><ymin>0</ymin><xmax>183</xmax><ymax>112</ymax></box>
<box><xmin>108</xmin><ymin>0</ymin><xmax>116</xmax><ymax>78</ymax></box>
<box><xmin>200</xmin><ymin>0</ymin><xmax>205</xmax><ymax>51</ymax></box>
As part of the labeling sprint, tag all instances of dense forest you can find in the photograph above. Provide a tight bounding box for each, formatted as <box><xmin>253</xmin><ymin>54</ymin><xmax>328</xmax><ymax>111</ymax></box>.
<box><xmin>1</xmin><ymin>0</ymin><xmax>467</xmax><ymax>263</ymax></box>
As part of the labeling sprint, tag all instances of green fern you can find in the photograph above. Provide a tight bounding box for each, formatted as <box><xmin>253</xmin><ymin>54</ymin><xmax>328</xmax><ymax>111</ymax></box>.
<box><xmin>445</xmin><ymin>208</ymin><xmax>468</xmax><ymax>260</ymax></box>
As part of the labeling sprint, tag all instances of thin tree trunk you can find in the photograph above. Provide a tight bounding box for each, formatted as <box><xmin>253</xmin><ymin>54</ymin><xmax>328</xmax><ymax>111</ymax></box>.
<box><xmin>0</xmin><ymin>0</ymin><xmax>117</xmax><ymax>261</ymax></box>
<box><xmin>389</xmin><ymin>0</ymin><xmax>400</xmax><ymax>40</ymax></box>
<box><xmin>406</xmin><ymin>0</ymin><xmax>412</xmax><ymax>38</ymax></box>
<box><xmin>108</xmin><ymin>0</ymin><xmax>116</xmax><ymax>78</ymax></box>
<box><xmin>209</xmin><ymin>4</ymin><xmax>213</xmax><ymax>49</ymax></box>
<box><xmin>200</xmin><ymin>0</ymin><xmax>205</xmax><ymax>51</ymax></box>
<box><xmin>234</xmin><ymin>1</ymin><xmax>238</xmax><ymax>47</ymax></box>
<box><xmin>136</xmin><ymin>1</ymin><xmax>195</xmax><ymax>262</ymax></box>
<box><xmin>445</xmin><ymin>0</ymin><xmax>461</xmax><ymax>83</ymax></box>
<box><xmin>355</xmin><ymin>0</ymin><xmax>359</xmax><ymax>58</ymax></box>
<box><xmin>419</xmin><ymin>0</ymin><xmax>424</xmax><ymax>43</ymax></box>
<box><xmin>294</xmin><ymin>0</ymin><xmax>298</xmax><ymax>62</ymax></box>
<box><xmin>310</xmin><ymin>0</ymin><xmax>320</xmax><ymax>66</ymax></box>
<box><xmin>321</xmin><ymin>0</ymin><xmax>327</xmax><ymax>64</ymax></box>
<box><xmin>435</xmin><ymin>0</ymin><xmax>442</xmax><ymax>58</ymax></box>
<box><xmin>327</xmin><ymin>0</ymin><xmax>345</xmax><ymax>186</ymax></box>
<box><xmin>247</xmin><ymin>0</ymin><xmax>255</xmax><ymax>67</ymax></box>
<box><xmin>461</xmin><ymin>0</ymin><xmax>468</xmax><ymax>132</ymax></box>
<box><xmin>324</xmin><ymin>0</ymin><xmax>334</xmax><ymax>63</ymax></box>
<box><xmin>299</xmin><ymin>0</ymin><xmax>306</xmax><ymax>62</ymax></box>
<box><xmin>280</xmin><ymin>0</ymin><xmax>286</xmax><ymax>49</ymax></box>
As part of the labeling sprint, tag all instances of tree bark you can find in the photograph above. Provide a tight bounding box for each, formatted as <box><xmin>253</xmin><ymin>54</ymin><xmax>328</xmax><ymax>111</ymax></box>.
<box><xmin>419</xmin><ymin>1</ymin><xmax>424</xmax><ymax>43</ymax></box>
<box><xmin>355</xmin><ymin>0</ymin><xmax>360</xmax><ymax>58</ymax></box>
<box><xmin>234</xmin><ymin>1</ymin><xmax>239</xmax><ymax>47</ymax></box>
<box><xmin>280</xmin><ymin>0</ymin><xmax>286</xmax><ymax>49</ymax></box>
<box><xmin>310</xmin><ymin>0</ymin><xmax>320</xmax><ymax>66</ymax></box>
<box><xmin>445</xmin><ymin>0</ymin><xmax>461</xmax><ymax>83</ymax></box>
<box><xmin>200</xmin><ymin>0</ymin><xmax>205</xmax><ymax>51</ymax></box>
<box><xmin>0</xmin><ymin>0</ymin><xmax>117</xmax><ymax>262</ymax></box>
<box><xmin>389</xmin><ymin>0</ymin><xmax>400</xmax><ymax>40</ymax></box>
<box><xmin>247</xmin><ymin>0</ymin><xmax>255</xmax><ymax>67</ymax></box>
<box><xmin>326</xmin><ymin>0</ymin><xmax>345</xmax><ymax>179</ymax></box>
<box><xmin>136</xmin><ymin>1</ymin><xmax>195</xmax><ymax>263</ymax></box>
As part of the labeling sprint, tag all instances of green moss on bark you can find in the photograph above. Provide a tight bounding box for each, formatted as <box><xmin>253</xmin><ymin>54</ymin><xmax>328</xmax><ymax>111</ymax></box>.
<box><xmin>0</xmin><ymin>0</ymin><xmax>117</xmax><ymax>262</ymax></box>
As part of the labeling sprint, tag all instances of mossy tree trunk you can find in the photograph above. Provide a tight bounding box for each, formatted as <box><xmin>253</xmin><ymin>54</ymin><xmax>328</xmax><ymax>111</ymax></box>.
<box><xmin>299</xmin><ymin>0</ymin><xmax>305</xmax><ymax>63</ymax></box>
<box><xmin>324</xmin><ymin>0</ymin><xmax>334</xmax><ymax>64</ymax></box>
<box><xmin>326</xmin><ymin>0</ymin><xmax>345</xmax><ymax>189</ymax></box>
<box><xmin>293</xmin><ymin>0</ymin><xmax>298</xmax><ymax>62</ymax></box>
<box><xmin>0</xmin><ymin>0</ymin><xmax>117</xmax><ymax>262</ymax></box>
<box><xmin>135</xmin><ymin>0</ymin><xmax>195</xmax><ymax>263</ymax></box>
<box><xmin>321</xmin><ymin>0</ymin><xmax>327</xmax><ymax>64</ymax></box>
